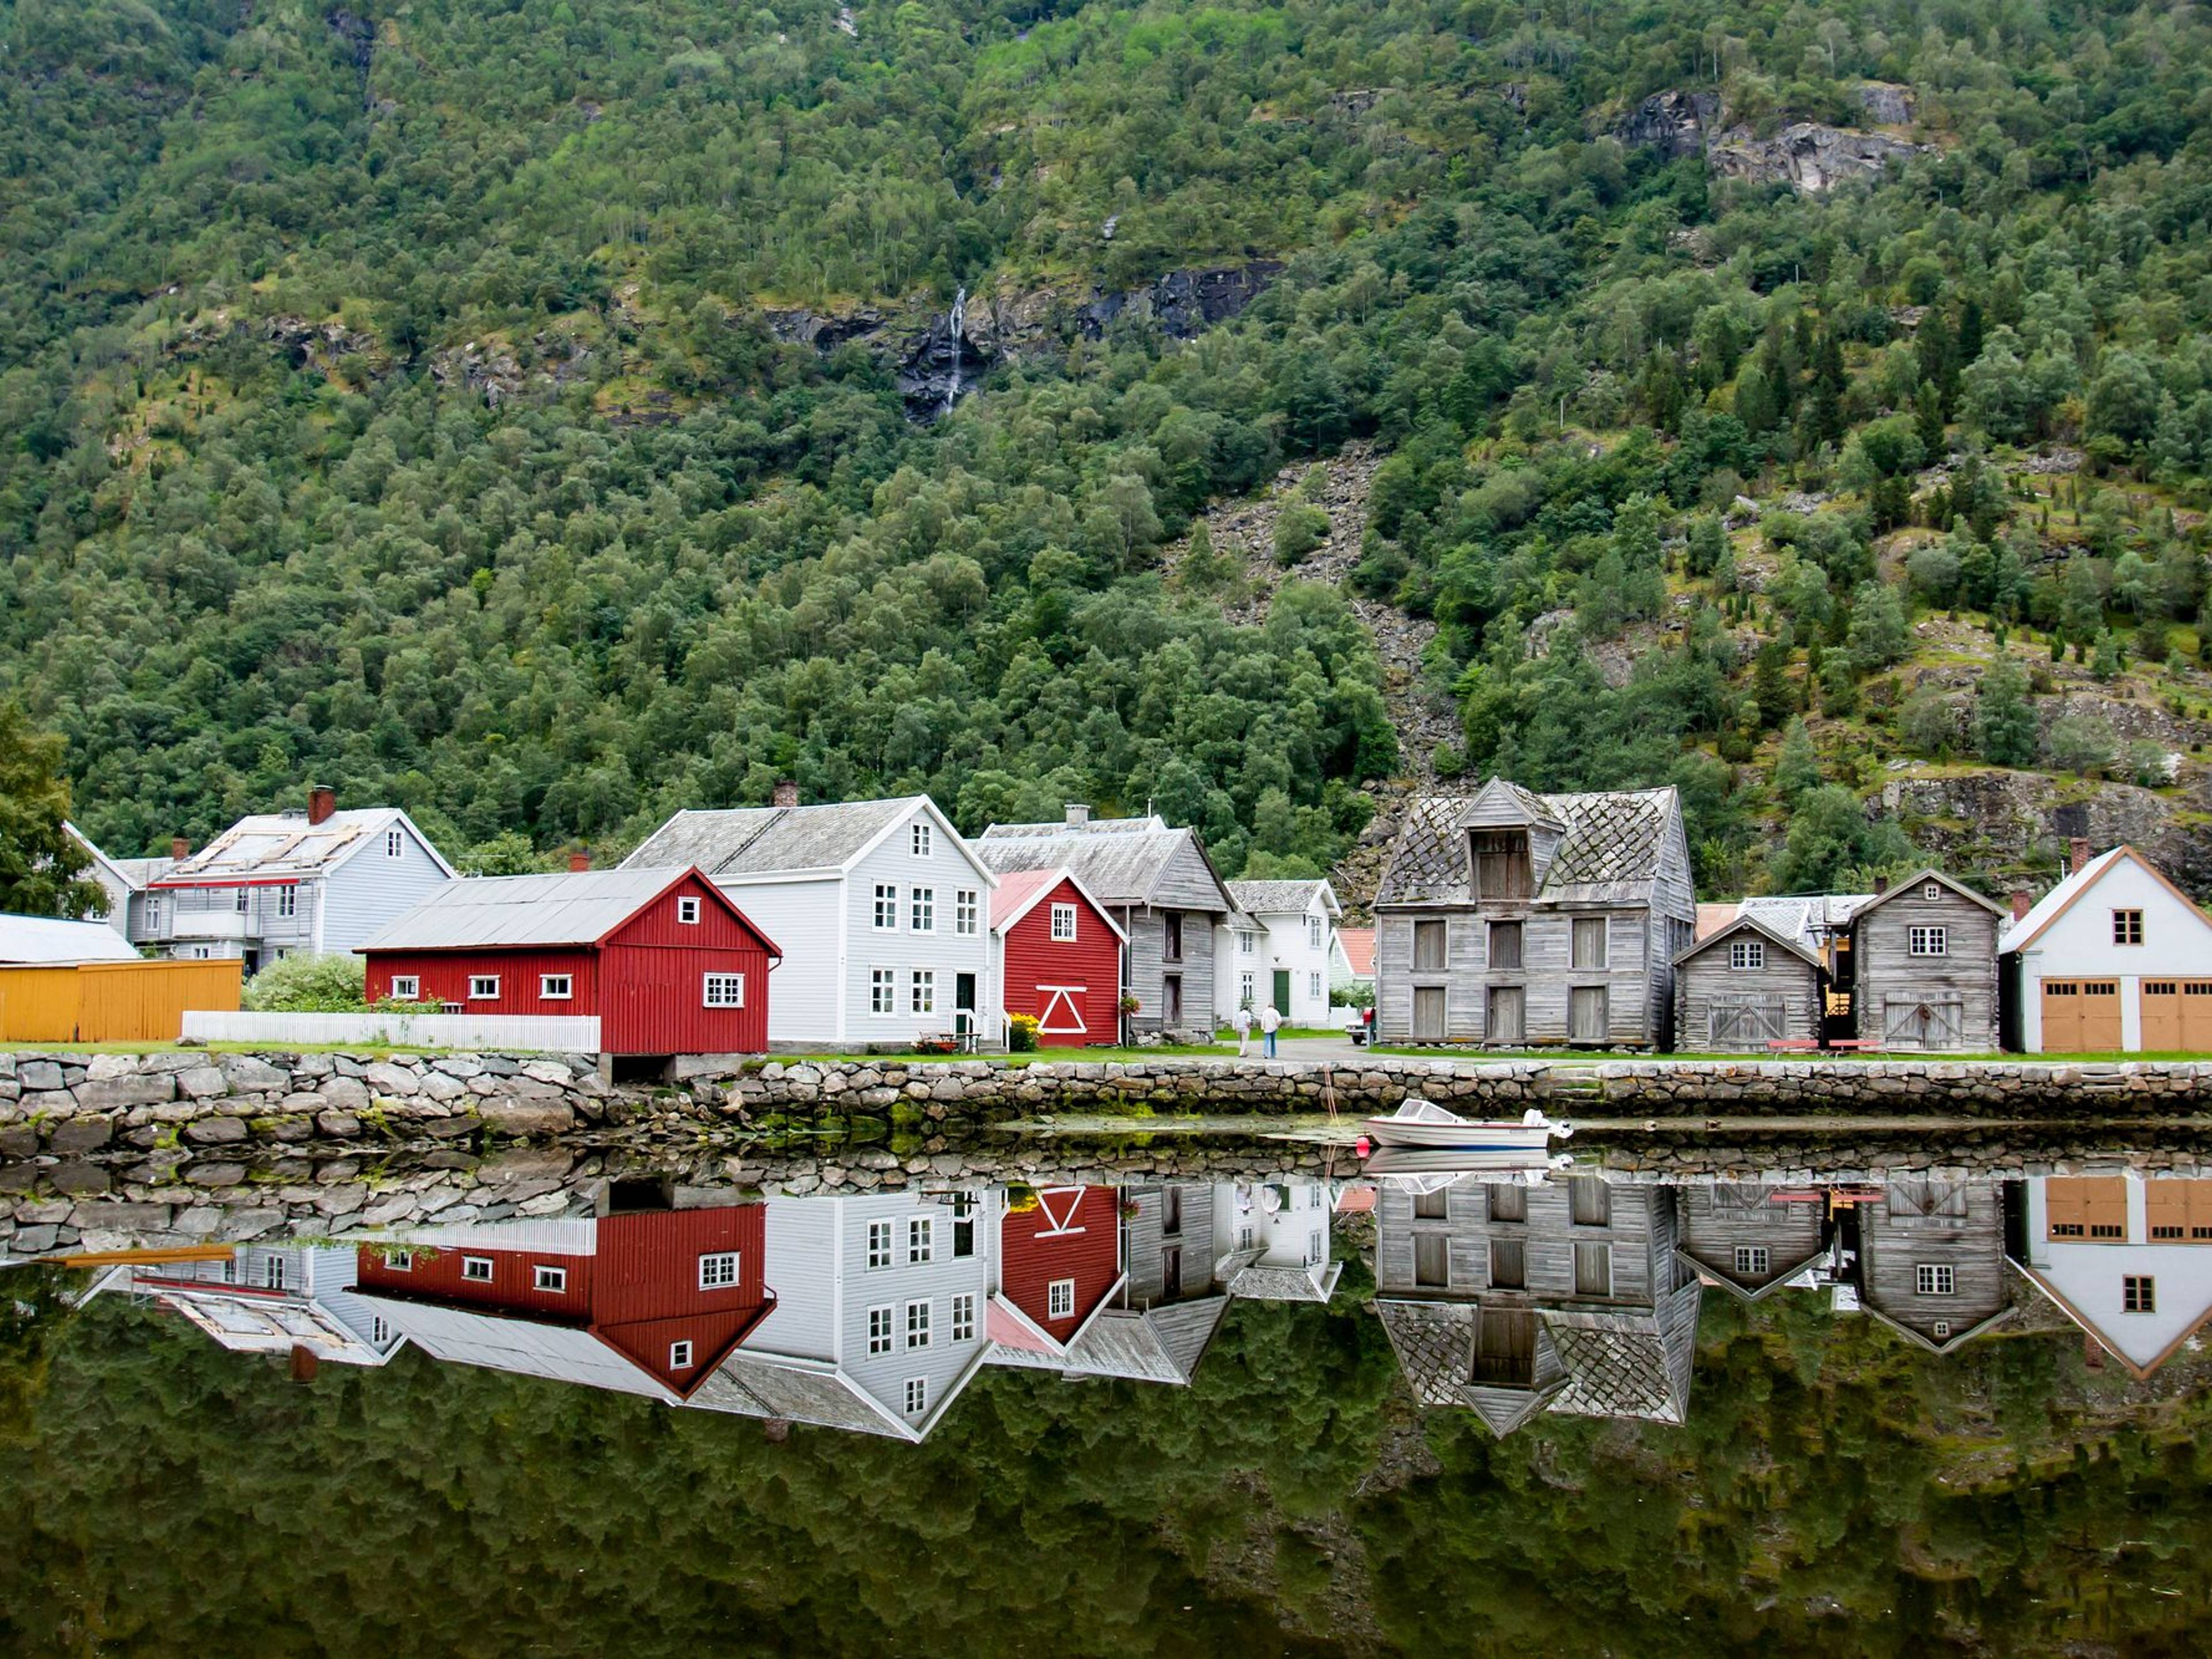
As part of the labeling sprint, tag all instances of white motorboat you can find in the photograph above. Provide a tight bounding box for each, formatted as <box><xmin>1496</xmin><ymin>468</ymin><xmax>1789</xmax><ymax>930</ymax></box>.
<box><xmin>1358</xmin><ymin>1099</ymin><xmax>1572</xmax><ymax>1153</ymax></box>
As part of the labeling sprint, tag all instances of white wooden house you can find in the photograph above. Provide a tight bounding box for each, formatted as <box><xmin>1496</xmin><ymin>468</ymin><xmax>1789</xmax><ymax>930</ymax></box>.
<box><xmin>2001</xmin><ymin>844</ymin><xmax>2212</xmax><ymax>1052</ymax></box>
<box><xmin>1215</xmin><ymin>880</ymin><xmax>1342</xmax><ymax>1025</ymax></box>
<box><xmin>623</xmin><ymin>791</ymin><xmax>997</xmax><ymax>1050</ymax></box>
<box><xmin>2014</xmin><ymin>1173</ymin><xmax>2212</xmax><ymax>1378</ymax></box>
<box><xmin>138</xmin><ymin>790</ymin><xmax>456</xmax><ymax>973</ymax></box>
<box><xmin>1216</xmin><ymin>1180</ymin><xmax>1341</xmax><ymax>1303</ymax></box>
<box><xmin>63</xmin><ymin>821</ymin><xmax>173</xmax><ymax>934</ymax></box>
<box><xmin>97</xmin><ymin>1245</ymin><xmax>405</xmax><ymax>1368</ymax></box>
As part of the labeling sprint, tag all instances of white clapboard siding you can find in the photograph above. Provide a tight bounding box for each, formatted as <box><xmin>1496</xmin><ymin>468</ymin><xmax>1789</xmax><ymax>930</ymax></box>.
<box><xmin>181</xmin><ymin>1010</ymin><xmax>602</xmax><ymax>1051</ymax></box>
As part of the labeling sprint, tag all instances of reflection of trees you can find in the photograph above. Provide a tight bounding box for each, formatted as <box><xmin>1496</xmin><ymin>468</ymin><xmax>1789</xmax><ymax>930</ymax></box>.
<box><xmin>3</xmin><ymin>1291</ymin><xmax>2210</xmax><ymax>1654</ymax></box>
<box><xmin>0</xmin><ymin>1266</ymin><xmax>86</xmax><ymax>1448</ymax></box>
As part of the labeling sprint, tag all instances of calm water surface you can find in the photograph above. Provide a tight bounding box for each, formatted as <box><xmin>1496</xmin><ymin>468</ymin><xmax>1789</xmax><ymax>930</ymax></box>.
<box><xmin>5</xmin><ymin>1154</ymin><xmax>2210</xmax><ymax>1656</ymax></box>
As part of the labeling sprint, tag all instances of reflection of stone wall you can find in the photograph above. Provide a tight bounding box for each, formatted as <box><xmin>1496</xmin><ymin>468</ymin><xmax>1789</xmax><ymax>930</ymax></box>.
<box><xmin>6</xmin><ymin>1051</ymin><xmax>2212</xmax><ymax>1165</ymax></box>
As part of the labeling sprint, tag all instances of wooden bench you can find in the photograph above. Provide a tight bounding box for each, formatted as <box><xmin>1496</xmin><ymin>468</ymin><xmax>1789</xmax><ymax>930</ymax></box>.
<box><xmin>1764</xmin><ymin>1038</ymin><xmax>1883</xmax><ymax>1054</ymax></box>
<box><xmin>1765</xmin><ymin>1039</ymin><xmax>1820</xmax><ymax>1052</ymax></box>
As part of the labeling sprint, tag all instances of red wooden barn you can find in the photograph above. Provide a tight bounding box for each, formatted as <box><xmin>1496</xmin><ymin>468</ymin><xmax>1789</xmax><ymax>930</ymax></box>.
<box><xmin>993</xmin><ymin>1185</ymin><xmax>1126</xmax><ymax>1346</ymax></box>
<box><xmin>354</xmin><ymin>1204</ymin><xmax>772</xmax><ymax>1399</ymax></box>
<box><xmin>359</xmin><ymin>866</ymin><xmax>779</xmax><ymax>1055</ymax></box>
<box><xmin>989</xmin><ymin>866</ymin><xmax>1125</xmax><ymax>1047</ymax></box>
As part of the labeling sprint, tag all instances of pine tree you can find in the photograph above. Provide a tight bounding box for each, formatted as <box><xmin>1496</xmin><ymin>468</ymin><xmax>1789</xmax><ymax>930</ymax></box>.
<box><xmin>1974</xmin><ymin>655</ymin><xmax>2038</xmax><ymax>766</ymax></box>
<box><xmin>1772</xmin><ymin>715</ymin><xmax>1821</xmax><ymax>801</ymax></box>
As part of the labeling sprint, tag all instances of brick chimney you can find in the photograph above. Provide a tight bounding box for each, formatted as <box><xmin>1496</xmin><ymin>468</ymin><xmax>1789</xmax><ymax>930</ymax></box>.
<box><xmin>308</xmin><ymin>785</ymin><xmax>336</xmax><ymax>825</ymax></box>
<box><xmin>171</xmin><ymin>836</ymin><xmax>190</xmax><ymax>862</ymax></box>
<box><xmin>772</xmin><ymin>779</ymin><xmax>799</xmax><ymax>808</ymax></box>
<box><xmin>569</xmin><ymin>851</ymin><xmax>591</xmax><ymax>872</ymax></box>
<box><xmin>2010</xmin><ymin>890</ymin><xmax>2032</xmax><ymax>923</ymax></box>
<box><xmin>1065</xmin><ymin>802</ymin><xmax>1092</xmax><ymax>826</ymax></box>
<box><xmin>2069</xmin><ymin>836</ymin><xmax>2091</xmax><ymax>876</ymax></box>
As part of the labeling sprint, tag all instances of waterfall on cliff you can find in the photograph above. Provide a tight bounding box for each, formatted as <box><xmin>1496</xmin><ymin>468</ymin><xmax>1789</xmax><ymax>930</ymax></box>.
<box><xmin>944</xmin><ymin>286</ymin><xmax>965</xmax><ymax>415</ymax></box>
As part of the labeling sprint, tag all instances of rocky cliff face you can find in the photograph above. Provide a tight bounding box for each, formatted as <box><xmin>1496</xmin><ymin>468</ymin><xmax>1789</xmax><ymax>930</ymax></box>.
<box><xmin>1611</xmin><ymin>86</ymin><xmax>1930</xmax><ymax>194</ymax></box>
<box><xmin>1612</xmin><ymin>89</ymin><xmax>1719</xmax><ymax>160</ymax></box>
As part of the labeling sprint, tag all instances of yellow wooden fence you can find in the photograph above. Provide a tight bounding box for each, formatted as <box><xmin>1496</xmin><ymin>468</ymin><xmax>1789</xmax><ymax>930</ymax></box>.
<box><xmin>0</xmin><ymin>959</ymin><xmax>243</xmax><ymax>1044</ymax></box>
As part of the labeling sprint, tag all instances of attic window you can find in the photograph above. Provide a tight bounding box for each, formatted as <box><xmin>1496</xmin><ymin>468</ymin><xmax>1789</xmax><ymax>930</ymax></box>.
<box><xmin>2113</xmin><ymin>910</ymin><xmax>2144</xmax><ymax>946</ymax></box>
<box><xmin>1469</xmin><ymin>831</ymin><xmax>1532</xmax><ymax>902</ymax></box>
<box><xmin>386</xmin><ymin>828</ymin><xmax>403</xmax><ymax>858</ymax></box>
<box><xmin>677</xmin><ymin>896</ymin><xmax>701</xmax><ymax>925</ymax></box>
<box><xmin>1923</xmin><ymin>882</ymin><xmax>1941</xmax><ymax>902</ymax></box>
<box><xmin>1730</xmin><ymin>938</ymin><xmax>1764</xmax><ymax>971</ymax></box>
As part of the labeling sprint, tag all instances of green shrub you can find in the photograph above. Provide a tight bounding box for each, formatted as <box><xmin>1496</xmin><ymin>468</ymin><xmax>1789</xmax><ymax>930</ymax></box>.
<box><xmin>1273</xmin><ymin>503</ymin><xmax>1332</xmax><ymax>565</ymax></box>
<box><xmin>242</xmin><ymin>952</ymin><xmax>368</xmax><ymax>1012</ymax></box>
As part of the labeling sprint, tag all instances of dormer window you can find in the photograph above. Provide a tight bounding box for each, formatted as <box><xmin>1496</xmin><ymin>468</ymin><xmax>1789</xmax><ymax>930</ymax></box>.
<box><xmin>1469</xmin><ymin>831</ymin><xmax>1532</xmax><ymax>902</ymax></box>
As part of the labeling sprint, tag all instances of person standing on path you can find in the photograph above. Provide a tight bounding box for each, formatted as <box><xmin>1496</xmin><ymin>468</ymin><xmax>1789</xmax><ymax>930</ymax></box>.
<box><xmin>1232</xmin><ymin>1003</ymin><xmax>1254</xmax><ymax>1057</ymax></box>
<box><xmin>1260</xmin><ymin>1001</ymin><xmax>1282</xmax><ymax>1058</ymax></box>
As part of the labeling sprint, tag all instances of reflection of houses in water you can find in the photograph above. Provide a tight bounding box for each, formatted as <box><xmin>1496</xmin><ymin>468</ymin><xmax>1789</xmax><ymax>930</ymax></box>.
<box><xmin>99</xmin><ymin>1244</ymin><xmax>403</xmax><ymax>1366</ymax></box>
<box><xmin>1218</xmin><ymin>1180</ymin><xmax>1342</xmax><ymax>1304</ymax></box>
<box><xmin>354</xmin><ymin>1206</ymin><xmax>774</xmax><ymax>1402</ymax></box>
<box><xmin>2013</xmin><ymin>1173</ymin><xmax>2212</xmax><ymax>1377</ymax></box>
<box><xmin>1845</xmin><ymin>1181</ymin><xmax>2013</xmax><ymax>1353</ymax></box>
<box><xmin>1372</xmin><ymin>1174</ymin><xmax>1702</xmax><ymax>1436</ymax></box>
<box><xmin>1674</xmin><ymin>1184</ymin><xmax>1829</xmax><ymax>1301</ymax></box>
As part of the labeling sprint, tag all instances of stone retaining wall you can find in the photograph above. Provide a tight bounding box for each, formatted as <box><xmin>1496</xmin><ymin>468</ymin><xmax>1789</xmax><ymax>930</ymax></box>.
<box><xmin>5</xmin><ymin>1050</ymin><xmax>2211</xmax><ymax>1163</ymax></box>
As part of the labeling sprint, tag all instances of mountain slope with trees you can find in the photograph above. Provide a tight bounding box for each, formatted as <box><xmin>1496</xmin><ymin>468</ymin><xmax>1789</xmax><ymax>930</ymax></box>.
<box><xmin>5</xmin><ymin>0</ymin><xmax>2212</xmax><ymax>901</ymax></box>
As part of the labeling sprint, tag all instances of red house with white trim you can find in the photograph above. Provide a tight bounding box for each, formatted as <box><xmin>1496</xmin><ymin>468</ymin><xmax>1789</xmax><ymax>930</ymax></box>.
<box><xmin>354</xmin><ymin>1205</ymin><xmax>772</xmax><ymax>1400</ymax></box>
<box><xmin>359</xmin><ymin>866</ymin><xmax>779</xmax><ymax>1055</ymax></box>
<box><xmin>990</xmin><ymin>867</ymin><xmax>1125</xmax><ymax>1047</ymax></box>
<box><xmin>992</xmin><ymin>1185</ymin><xmax>1126</xmax><ymax>1347</ymax></box>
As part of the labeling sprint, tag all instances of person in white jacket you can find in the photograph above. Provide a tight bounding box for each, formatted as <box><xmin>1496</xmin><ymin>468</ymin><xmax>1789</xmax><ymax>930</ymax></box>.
<box><xmin>1259</xmin><ymin>1001</ymin><xmax>1282</xmax><ymax>1059</ymax></box>
<box><xmin>1231</xmin><ymin>1003</ymin><xmax>1253</xmax><ymax>1056</ymax></box>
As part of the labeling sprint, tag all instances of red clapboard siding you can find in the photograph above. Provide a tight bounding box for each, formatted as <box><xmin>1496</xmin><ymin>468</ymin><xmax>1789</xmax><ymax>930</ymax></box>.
<box><xmin>362</xmin><ymin>870</ymin><xmax>775</xmax><ymax>1055</ymax></box>
<box><xmin>1002</xmin><ymin>877</ymin><xmax>1121</xmax><ymax>1047</ymax></box>
<box><xmin>999</xmin><ymin>1185</ymin><xmax>1122</xmax><ymax>1340</ymax></box>
<box><xmin>357</xmin><ymin>1239</ymin><xmax>596</xmax><ymax>1317</ymax></box>
<box><xmin>595</xmin><ymin>1207</ymin><xmax>767</xmax><ymax>1323</ymax></box>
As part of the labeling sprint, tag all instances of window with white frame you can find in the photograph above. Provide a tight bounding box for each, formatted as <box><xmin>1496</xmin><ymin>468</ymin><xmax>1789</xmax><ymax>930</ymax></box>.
<box><xmin>677</xmin><ymin>896</ymin><xmax>701</xmax><ymax>925</ymax></box>
<box><xmin>911</xmin><ymin>887</ymin><xmax>935</xmax><ymax>932</ymax></box>
<box><xmin>234</xmin><ymin>888</ymin><xmax>249</xmax><ymax>914</ymax></box>
<box><xmin>534</xmin><ymin>1264</ymin><xmax>567</xmax><ymax>1293</ymax></box>
<box><xmin>463</xmin><ymin>1256</ymin><xmax>493</xmax><ymax>1282</ymax></box>
<box><xmin>389</xmin><ymin>976</ymin><xmax>420</xmax><ymax>1001</ymax></box>
<box><xmin>955</xmin><ymin>889</ymin><xmax>978</xmax><ymax>934</ymax></box>
<box><xmin>868</xmin><ymin>1306</ymin><xmax>893</xmax><ymax>1354</ymax></box>
<box><xmin>264</xmin><ymin>1256</ymin><xmax>286</xmax><ymax>1289</ymax></box>
<box><xmin>1239</xmin><ymin>971</ymin><xmax>1255</xmax><ymax>1003</ymax></box>
<box><xmin>906</xmin><ymin>1300</ymin><xmax>932</xmax><ymax>1349</ymax></box>
<box><xmin>703</xmin><ymin>973</ymin><xmax>745</xmax><ymax>1007</ymax></box>
<box><xmin>1047</xmin><ymin>1279</ymin><xmax>1075</xmax><ymax>1319</ymax></box>
<box><xmin>1309</xmin><ymin>970</ymin><xmax>1323</xmax><ymax>999</ymax></box>
<box><xmin>1730</xmin><ymin>938</ymin><xmax>1764</xmax><ymax>971</ymax></box>
<box><xmin>1908</xmin><ymin>926</ymin><xmax>1948</xmax><ymax>957</ymax></box>
<box><xmin>1915</xmin><ymin>1263</ymin><xmax>1955</xmax><ymax>1296</ymax></box>
<box><xmin>1240</xmin><ymin>931</ymin><xmax>1256</xmax><ymax>956</ymax></box>
<box><xmin>276</xmin><ymin>887</ymin><xmax>297</xmax><ymax>918</ymax></box>
<box><xmin>469</xmin><ymin>975</ymin><xmax>500</xmax><ymax>999</ymax></box>
<box><xmin>372</xmin><ymin>1316</ymin><xmax>390</xmax><ymax>1345</ymax></box>
<box><xmin>386</xmin><ymin>828</ymin><xmax>404</xmax><ymax>858</ymax></box>
<box><xmin>908</xmin><ymin>1216</ymin><xmax>934</xmax><ymax>1263</ymax></box>
<box><xmin>911</xmin><ymin>969</ymin><xmax>935</xmax><ymax>1015</ymax></box>
<box><xmin>145</xmin><ymin>895</ymin><xmax>161</xmax><ymax>930</ymax></box>
<box><xmin>867</xmin><ymin>1221</ymin><xmax>893</xmax><ymax>1268</ymax></box>
<box><xmin>950</xmin><ymin>1293</ymin><xmax>976</xmax><ymax>1341</ymax></box>
<box><xmin>669</xmin><ymin>1340</ymin><xmax>695</xmax><ymax>1369</ymax></box>
<box><xmin>1923</xmin><ymin>882</ymin><xmax>1941</xmax><ymax>902</ymax></box>
<box><xmin>873</xmin><ymin>883</ymin><xmax>898</xmax><ymax>929</ymax></box>
<box><xmin>1733</xmin><ymin>1245</ymin><xmax>1770</xmax><ymax>1277</ymax></box>
<box><xmin>698</xmin><ymin>1252</ymin><xmax>739</xmax><ymax>1289</ymax></box>
<box><xmin>1051</xmin><ymin>903</ymin><xmax>1078</xmax><ymax>941</ymax></box>
<box><xmin>912</xmin><ymin>821</ymin><xmax>933</xmax><ymax>858</ymax></box>
<box><xmin>386</xmin><ymin>1249</ymin><xmax>413</xmax><ymax>1272</ymax></box>
<box><xmin>540</xmin><ymin>974</ymin><xmax>573</xmax><ymax>1000</ymax></box>
<box><xmin>870</xmin><ymin>968</ymin><xmax>896</xmax><ymax>1014</ymax></box>
<box><xmin>1308</xmin><ymin>915</ymin><xmax>1323</xmax><ymax>950</ymax></box>
<box><xmin>904</xmin><ymin>1377</ymin><xmax>927</xmax><ymax>1415</ymax></box>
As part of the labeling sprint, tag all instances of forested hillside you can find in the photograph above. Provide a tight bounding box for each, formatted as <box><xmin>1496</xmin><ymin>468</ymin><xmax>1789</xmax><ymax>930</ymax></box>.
<box><xmin>7</xmin><ymin>0</ymin><xmax>2212</xmax><ymax>899</ymax></box>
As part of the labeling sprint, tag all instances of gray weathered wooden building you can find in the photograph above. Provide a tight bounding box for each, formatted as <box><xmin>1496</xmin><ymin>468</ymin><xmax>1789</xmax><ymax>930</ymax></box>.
<box><xmin>1675</xmin><ymin>1184</ymin><xmax>1831</xmax><ymax>1300</ymax></box>
<box><xmin>1672</xmin><ymin>913</ymin><xmax>1827</xmax><ymax>1051</ymax></box>
<box><xmin>1849</xmin><ymin>869</ymin><xmax>2006</xmax><ymax>1051</ymax></box>
<box><xmin>1372</xmin><ymin>1173</ymin><xmax>1702</xmax><ymax>1435</ymax></box>
<box><xmin>1850</xmin><ymin>1180</ymin><xmax>2012</xmax><ymax>1352</ymax></box>
<box><xmin>1371</xmin><ymin>778</ymin><xmax>1697</xmax><ymax>1046</ymax></box>
<box><xmin>978</xmin><ymin>807</ymin><xmax>1234</xmax><ymax>1039</ymax></box>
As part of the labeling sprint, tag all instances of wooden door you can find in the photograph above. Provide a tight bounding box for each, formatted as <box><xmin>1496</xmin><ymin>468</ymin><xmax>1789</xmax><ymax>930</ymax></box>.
<box><xmin>2188</xmin><ymin>982</ymin><xmax>2212</xmax><ymax>1051</ymax></box>
<box><xmin>1568</xmin><ymin>984</ymin><xmax>1608</xmax><ymax>1043</ymax></box>
<box><xmin>1710</xmin><ymin>995</ymin><xmax>1784</xmax><ymax>1050</ymax></box>
<box><xmin>1272</xmin><ymin>969</ymin><xmax>1291</xmax><ymax>1016</ymax></box>
<box><xmin>2043</xmin><ymin>979</ymin><xmax>2122</xmax><ymax>1050</ymax></box>
<box><xmin>1487</xmin><ymin>985</ymin><xmax>1524</xmax><ymax>1043</ymax></box>
<box><xmin>2045</xmin><ymin>1176</ymin><xmax>2128</xmax><ymax>1241</ymax></box>
<box><xmin>1884</xmin><ymin>996</ymin><xmax>1965</xmax><ymax>1049</ymax></box>
<box><xmin>1412</xmin><ymin>985</ymin><xmax>1446</xmax><ymax>1040</ymax></box>
<box><xmin>1162</xmin><ymin>974</ymin><xmax>1183</xmax><ymax>1026</ymax></box>
<box><xmin>2142</xmin><ymin>980</ymin><xmax>2183</xmax><ymax>1050</ymax></box>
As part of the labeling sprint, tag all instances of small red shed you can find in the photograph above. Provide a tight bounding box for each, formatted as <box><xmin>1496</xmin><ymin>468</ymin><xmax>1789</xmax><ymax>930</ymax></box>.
<box><xmin>354</xmin><ymin>1203</ymin><xmax>772</xmax><ymax>1398</ymax></box>
<box><xmin>359</xmin><ymin>866</ymin><xmax>780</xmax><ymax>1055</ymax></box>
<box><xmin>994</xmin><ymin>1185</ymin><xmax>1125</xmax><ymax>1346</ymax></box>
<box><xmin>990</xmin><ymin>866</ymin><xmax>1125</xmax><ymax>1047</ymax></box>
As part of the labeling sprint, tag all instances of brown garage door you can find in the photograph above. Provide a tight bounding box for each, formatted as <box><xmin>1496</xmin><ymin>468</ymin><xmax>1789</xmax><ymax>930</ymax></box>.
<box><xmin>2145</xmin><ymin>979</ymin><xmax>2212</xmax><ymax>1052</ymax></box>
<box><xmin>2042</xmin><ymin>979</ymin><xmax>2122</xmax><ymax>1051</ymax></box>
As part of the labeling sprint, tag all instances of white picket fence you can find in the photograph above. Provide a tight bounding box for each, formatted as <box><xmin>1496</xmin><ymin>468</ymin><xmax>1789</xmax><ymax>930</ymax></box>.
<box><xmin>180</xmin><ymin>1010</ymin><xmax>602</xmax><ymax>1052</ymax></box>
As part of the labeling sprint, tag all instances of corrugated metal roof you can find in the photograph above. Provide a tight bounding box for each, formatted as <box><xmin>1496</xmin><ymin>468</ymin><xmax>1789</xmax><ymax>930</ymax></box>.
<box><xmin>988</xmin><ymin>868</ymin><xmax>1063</xmax><ymax>926</ymax></box>
<box><xmin>0</xmin><ymin>912</ymin><xmax>144</xmax><ymax>964</ymax></box>
<box><xmin>1375</xmin><ymin>782</ymin><xmax>1681</xmax><ymax>907</ymax></box>
<box><xmin>358</xmin><ymin>868</ymin><xmax>690</xmax><ymax>951</ymax></box>
<box><xmin>622</xmin><ymin>800</ymin><xmax>918</xmax><ymax>877</ymax></box>
<box><xmin>157</xmin><ymin>808</ymin><xmax>443</xmax><ymax>884</ymax></box>
<box><xmin>979</xmin><ymin>818</ymin><xmax>1228</xmax><ymax>911</ymax></box>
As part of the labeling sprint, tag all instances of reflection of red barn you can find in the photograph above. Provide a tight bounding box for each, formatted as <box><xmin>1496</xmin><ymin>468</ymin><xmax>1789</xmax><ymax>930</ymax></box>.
<box><xmin>990</xmin><ymin>868</ymin><xmax>1126</xmax><ymax>1048</ymax></box>
<box><xmin>354</xmin><ymin>1206</ymin><xmax>771</xmax><ymax>1398</ymax></box>
<box><xmin>361</xmin><ymin>866</ymin><xmax>781</xmax><ymax>1055</ymax></box>
<box><xmin>993</xmin><ymin>1186</ymin><xmax>1124</xmax><ymax>1346</ymax></box>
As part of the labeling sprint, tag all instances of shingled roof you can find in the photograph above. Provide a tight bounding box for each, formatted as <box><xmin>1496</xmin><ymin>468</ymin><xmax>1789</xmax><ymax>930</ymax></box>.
<box><xmin>1374</xmin><ymin>780</ymin><xmax>1683</xmax><ymax>907</ymax></box>
<box><xmin>978</xmin><ymin>815</ymin><xmax>1233</xmax><ymax>913</ymax></box>
<box><xmin>1225</xmin><ymin>879</ymin><xmax>1341</xmax><ymax>919</ymax></box>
